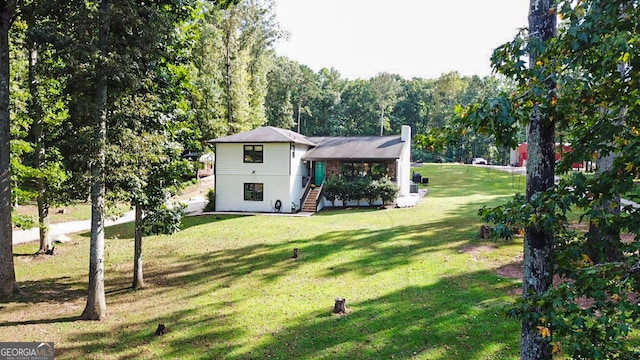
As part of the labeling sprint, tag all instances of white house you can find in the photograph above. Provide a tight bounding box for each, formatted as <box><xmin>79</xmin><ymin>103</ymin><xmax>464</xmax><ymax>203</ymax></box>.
<box><xmin>210</xmin><ymin>126</ymin><xmax>412</xmax><ymax>213</ymax></box>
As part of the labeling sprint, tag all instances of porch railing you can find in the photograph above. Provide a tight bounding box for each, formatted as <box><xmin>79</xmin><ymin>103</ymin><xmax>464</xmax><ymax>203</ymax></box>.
<box><xmin>299</xmin><ymin>177</ymin><xmax>312</xmax><ymax>210</ymax></box>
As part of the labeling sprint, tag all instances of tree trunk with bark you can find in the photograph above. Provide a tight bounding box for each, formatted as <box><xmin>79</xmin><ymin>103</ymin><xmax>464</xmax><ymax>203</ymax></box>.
<box><xmin>586</xmin><ymin>152</ymin><xmax>623</xmax><ymax>263</ymax></box>
<box><xmin>296</xmin><ymin>100</ymin><xmax>301</xmax><ymax>134</ymax></box>
<box><xmin>225</xmin><ymin>23</ymin><xmax>233</xmax><ymax>135</ymax></box>
<box><xmin>28</xmin><ymin>44</ymin><xmax>52</xmax><ymax>254</ymax></box>
<box><xmin>0</xmin><ymin>0</ymin><xmax>18</xmax><ymax>299</ymax></box>
<box><xmin>379</xmin><ymin>105</ymin><xmax>385</xmax><ymax>136</ymax></box>
<box><xmin>81</xmin><ymin>0</ymin><xmax>110</xmax><ymax>321</ymax></box>
<box><xmin>132</xmin><ymin>205</ymin><xmax>144</xmax><ymax>289</ymax></box>
<box><xmin>521</xmin><ymin>1</ymin><xmax>557</xmax><ymax>358</ymax></box>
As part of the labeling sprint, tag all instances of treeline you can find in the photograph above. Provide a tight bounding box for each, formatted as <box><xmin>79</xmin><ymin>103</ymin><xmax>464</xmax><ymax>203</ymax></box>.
<box><xmin>264</xmin><ymin>64</ymin><xmax>514</xmax><ymax>163</ymax></box>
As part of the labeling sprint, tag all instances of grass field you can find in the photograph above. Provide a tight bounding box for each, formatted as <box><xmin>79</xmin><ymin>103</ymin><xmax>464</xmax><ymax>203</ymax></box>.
<box><xmin>2</xmin><ymin>164</ymin><xmax>527</xmax><ymax>359</ymax></box>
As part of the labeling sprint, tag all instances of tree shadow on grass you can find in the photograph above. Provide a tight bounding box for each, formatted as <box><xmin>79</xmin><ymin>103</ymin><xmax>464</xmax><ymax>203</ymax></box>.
<box><xmin>49</xmin><ymin>271</ymin><xmax>520</xmax><ymax>359</ymax></box>
<box><xmin>0</xmin><ymin>316</ymin><xmax>80</xmax><ymax>327</ymax></box>
<box><xmin>225</xmin><ymin>272</ymin><xmax>520</xmax><ymax>359</ymax></box>
<box><xmin>94</xmin><ymin>192</ymin><xmax>515</xmax><ymax>300</ymax></box>
<box><xmin>106</xmin><ymin>219</ymin><xmax>471</xmax><ymax>298</ymax></box>
<box><xmin>3</xmin><ymin>186</ymin><xmax>525</xmax><ymax>357</ymax></box>
<box><xmin>75</xmin><ymin>214</ymin><xmax>248</xmax><ymax>240</ymax></box>
<box><xmin>0</xmin><ymin>277</ymin><xmax>86</xmax><ymax>306</ymax></box>
<box><xmin>54</xmin><ymin>304</ymin><xmax>247</xmax><ymax>359</ymax></box>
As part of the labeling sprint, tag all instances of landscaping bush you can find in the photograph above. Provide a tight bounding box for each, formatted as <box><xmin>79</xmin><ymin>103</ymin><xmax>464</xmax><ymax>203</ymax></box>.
<box><xmin>323</xmin><ymin>177</ymin><xmax>343</xmax><ymax>207</ymax></box>
<box><xmin>351</xmin><ymin>177</ymin><xmax>370</xmax><ymax>206</ymax></box>
<box><xmin>203</xmin><ymin>189</ymin><xmax>216</xmax><ymax>212</ymax></box>
<box><xmin>376</xmin><ymin>177</ymin><xmax>399</xmax><ymax>205</ymax></box>
<box><xmin>323</xmin><ymin>176</ymin><xmax>399</xmax><ymax>207</ymax></box>
<box><xmin>143</xmin><ymin>204</ymin><xmax>185</xmax><ymax>235</ymax></box>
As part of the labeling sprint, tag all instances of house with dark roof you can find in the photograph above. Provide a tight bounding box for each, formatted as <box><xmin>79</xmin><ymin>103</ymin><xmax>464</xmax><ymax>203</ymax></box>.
<box><xmin>210</xmin><ymin>126</ymin><xmax>411</xmax><ymax>213</ymax></box>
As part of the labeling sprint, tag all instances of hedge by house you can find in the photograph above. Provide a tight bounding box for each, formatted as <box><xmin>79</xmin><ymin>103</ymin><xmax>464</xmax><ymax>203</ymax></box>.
<box><xmin>323</xmin><ymin>176</ymin><xmax>399</xmax><ymax>207</ymax></box>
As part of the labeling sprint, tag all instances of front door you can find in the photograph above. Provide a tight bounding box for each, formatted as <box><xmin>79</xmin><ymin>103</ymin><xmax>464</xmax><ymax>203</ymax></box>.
<box><xmin>314</xmin><ymin>161</ymin><xmax>326</xmax><ymax>186</ymax></box>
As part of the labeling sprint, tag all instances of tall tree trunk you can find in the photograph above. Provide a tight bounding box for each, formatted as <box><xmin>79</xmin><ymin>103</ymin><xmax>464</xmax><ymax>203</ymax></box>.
<box><xmin>81</xmin><ymin>0</ymin><xmax>110</xmax><ymax>321</ymax></box>
<box><xmin>225</xmin><ymin>25</ymin><xmax>233</xmax><ymax>135</ymax></box>
<box><xmin>296</xmin><ymin>100</ymin><xmax>301</xmax><ymax>134</ymax></box>
<box><xmin>586</xmin><ymin>152</ymin><xmax>623</xmax><ymax>263</ymax></box>
<box><xmin>28</xmin><ymin>44</ymin><xmax>52</xmax><ymax>254</ymax></box>
<box><xmin>0</xmin><ymin>0</ymin><xmax>18</xmax><ymax>299</ymax></box>
<box><xmin>132</xmin><ymin>205</ymin><xmax>144</xmax><ymax>289</ymax></box>
<box><xmin>379</xmin><ymin>105</ymin><xmax>385</xmax><ymax>136</ymax></box>
<box><xmin>521</xmin><ymin>1</ymin><xmax>556</xmax><ymax>359</ymax></box>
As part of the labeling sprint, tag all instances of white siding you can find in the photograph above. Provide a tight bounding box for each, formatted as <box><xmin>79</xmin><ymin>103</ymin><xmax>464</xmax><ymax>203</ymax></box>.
<box><xmin>215</xmin><ymin>142</ymin><xmax>312</xmax><ymax>213</ymax></box>
<box><xmin>216</xmin><ymin>143</ymin><xmax>291</xmax><ymax>176</ymax></box>
<box><xmin>289</xmin><ymin>144</ymin><xmax>311</xmax><ymax>211</ymax></box>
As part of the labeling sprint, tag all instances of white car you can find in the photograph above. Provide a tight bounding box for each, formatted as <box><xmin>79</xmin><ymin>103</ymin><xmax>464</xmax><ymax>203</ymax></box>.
<box><xmin>472</xmin><ymin>157</ymin><xmax>487</xmax><ymax>165</ymax></box>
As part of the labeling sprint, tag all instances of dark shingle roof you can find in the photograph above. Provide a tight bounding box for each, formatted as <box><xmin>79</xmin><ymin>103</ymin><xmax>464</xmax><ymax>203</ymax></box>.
<box><xmin>303</xmin><ymin>135</ymin><xmax>404</xmax><ymax>161</ymax></box>
<box><xmin>210</xmin><ymin>126</ymin><xmax>316</xmax><ymax>146</ymax></box>
<box><xmin>210</xmin><ymin>127</ymin><xmax>406</xmax><ymax>161</ymax></box>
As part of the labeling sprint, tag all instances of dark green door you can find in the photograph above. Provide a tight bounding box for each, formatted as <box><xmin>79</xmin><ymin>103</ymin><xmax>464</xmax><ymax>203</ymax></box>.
<box><xmin>315</xmin><ymin>162</ymin><xmax>326</xmax><ymax>186</ymax></box>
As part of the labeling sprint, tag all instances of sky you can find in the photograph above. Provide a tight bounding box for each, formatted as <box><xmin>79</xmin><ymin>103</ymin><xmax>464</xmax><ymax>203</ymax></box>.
<box><xmin>272</xmin><ymin>0</ymin><xmax>531</xmax><ymax>80</ymax></box>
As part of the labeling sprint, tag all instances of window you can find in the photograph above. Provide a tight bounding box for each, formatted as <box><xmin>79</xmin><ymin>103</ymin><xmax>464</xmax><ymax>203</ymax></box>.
<box><xmin>244</xmin><ymin>183</ymin><xmax>264</xmax><ymax>201</ymax></box>
<box><xmin>244</xmin><ymin>145</ymin><xmax>263</xmax><ymax>163</ymax></box>
<box><xmin>340</xmin><ymin>162</ymin><xmax>388</xmax><ymax>179</ymax></box>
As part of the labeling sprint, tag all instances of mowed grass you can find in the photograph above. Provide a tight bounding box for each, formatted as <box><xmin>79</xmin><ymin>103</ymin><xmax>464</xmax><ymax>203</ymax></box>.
<box><xmin>2</xmin><ymin>164</ymin><xmax>527</xmax><ymax>359</ymax></box>
<box><xmin>13</xmin><ymin>202</ymin><xmax>131</xmax><ymax>226</ymax></box>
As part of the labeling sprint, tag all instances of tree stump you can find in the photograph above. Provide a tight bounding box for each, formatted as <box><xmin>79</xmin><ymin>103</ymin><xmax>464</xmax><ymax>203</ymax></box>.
<box><xmin>479</xmin><ymin>225</ymin><xmax>492</xmax><ymax>239</ymax></box>
<box><xmin>154</xmin><ymin>323</ymin><xmax>168</xmax><ymax>336</ymax></box>
<box><xmin>333</xmin><ymin>298</ymin><xmax>347</xmax><ymax>314</ymax></box>
<box><xmin>44</xmin><ymin>246</ymin><xmax>55</xmax><ymax>256</ymax></box>
<box><xmin>292</xmin><ymin>248</ymin><xmax>299</xmax><ymax>259</ymax></box>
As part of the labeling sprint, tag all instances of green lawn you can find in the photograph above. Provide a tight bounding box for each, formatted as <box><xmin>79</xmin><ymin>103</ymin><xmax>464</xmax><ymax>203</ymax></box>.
<box><xmin>2</xmin><ymin>164</ymin><xmax>527</xmax><ymax>359</ymax></box>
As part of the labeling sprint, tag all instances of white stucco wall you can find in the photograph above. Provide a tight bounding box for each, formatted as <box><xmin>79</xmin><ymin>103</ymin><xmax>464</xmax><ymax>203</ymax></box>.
<box><xmin>215</xmin><ymin>142</ymin><xmax>310</xmax><ymax>213</ymax></box>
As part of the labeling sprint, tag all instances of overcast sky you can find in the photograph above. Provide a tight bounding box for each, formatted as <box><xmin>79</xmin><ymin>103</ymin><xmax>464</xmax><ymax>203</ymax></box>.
<box><xmin>272</xmin><ymin>0</ymin><xmax>530</xmax><ymax>80</ymax></box>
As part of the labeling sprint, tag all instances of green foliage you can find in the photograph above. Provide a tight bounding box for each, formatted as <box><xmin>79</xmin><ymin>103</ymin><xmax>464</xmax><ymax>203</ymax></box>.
<box><xmin>203</xmin><ymin>188</ymin><xmax>216</xmax><ymax>212</ymax></box>
<box><xmin>11</xmin><ymin>212</ymin><xmax>35</xmax><ymax>230</ymax></box>
<box><xmin>142</xmin><ymin>203</ymin><xmax>185</xmax><ymax>236</ymax></box>
<box><xmin>377</xmin><ymin>177</ymin><xmax>400</xmax><ymax>205</ymax></box>
<box><xmin>323</xmin><ymin>176</ymin><xmax>399</xmax><ymax>207</ymax></box>
<box><xmin>462</xmin><ymin>0</ymin><xmax>640</xmax><ymax>357</ymax></box>
<box><xmin>191</xmin><ymin>0</ymin><xmax>283</xmax><ymax>138</ymax></box>
<box><xmin>322</xmin><ymin>176</ymin><xmax>342</xmax><ymax>207</ymax></box>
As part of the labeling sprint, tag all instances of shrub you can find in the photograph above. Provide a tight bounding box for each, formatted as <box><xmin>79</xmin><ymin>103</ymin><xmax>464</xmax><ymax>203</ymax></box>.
<box><xmin>376</xmin><ymin>177</ymin><xmax>399</xmax><ymax>205</ymax></box>
<box><xmin>12</xmin><ymin>213</ymin><xmax>35</xmax><ymax>230</ymax></box>
<box><xmin>323</xmin><ymin>176</ymin><xmax>342</xmax><ymax>207</ymax></box>
<box><xmin>203</xmin><ymin>189</ymin><xmax>216</xmax><ymax>212</ymax></box>
<box><xmin>143</xmin><ymin>204</ymin><xmax>185</xmax><ymax>235</ymax></box>
<box><xmin>323</xmin><ymin>176</ymin><xmax>398</xmax><ymax>207</ymax></box>
<box><xmin>351</xmin><ymin>177</ymin><xmax>371</xmax><ymax>206</ymax></box>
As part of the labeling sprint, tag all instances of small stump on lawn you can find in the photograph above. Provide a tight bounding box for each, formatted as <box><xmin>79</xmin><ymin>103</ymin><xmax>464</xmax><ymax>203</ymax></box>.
<box><xmin>45</xmin><ymin>246</ymin><xmax>55</xmax><ymax>256</ymax></box>
<box><xmin>333</xmin><ymin>298</ymin><xmax>347</xmax><ymax>314</ymax></box>
<box><xmin>292</xmin><ymin>248</ymin><xmax>299</xmax><ymax>259</ymax></box>
<box><xmin>154</xmin><ymin>323</ymin><xmax>168</xmax><ymax>336</ymax></box>
<box><xmin>479</xmin><ymin>225</ymin><xmax>492</xmax><ymax>239</ymax></box>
